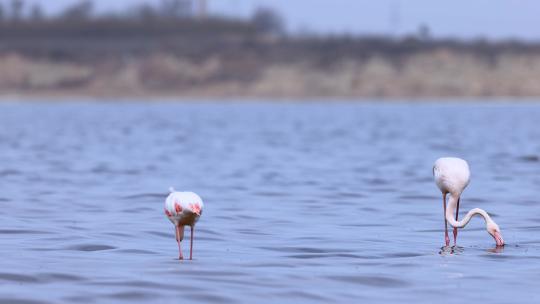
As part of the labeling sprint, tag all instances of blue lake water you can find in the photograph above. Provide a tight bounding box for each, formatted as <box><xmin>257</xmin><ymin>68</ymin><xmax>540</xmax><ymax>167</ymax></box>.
<box><xmin>1</xmin><ymin>101</ymin><xmax>540</xmax><ymax>303</ymax></box>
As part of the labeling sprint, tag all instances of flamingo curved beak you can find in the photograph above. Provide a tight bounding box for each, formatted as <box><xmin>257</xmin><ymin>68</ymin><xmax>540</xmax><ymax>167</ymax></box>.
<box><xmin>493</xmin><ymin>231</ymin><xmax>505</xmax><ymax>246</ymax></box>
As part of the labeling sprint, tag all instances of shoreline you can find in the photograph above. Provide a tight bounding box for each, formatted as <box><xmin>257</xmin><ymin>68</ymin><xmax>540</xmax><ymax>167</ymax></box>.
<box><xmin>0</xmin><ymin>94</ymin><xmax>539</xmax><ymax>103</ymax></box>
<box><xmin>1</xmin><ymin>18</ymin><xmax>540</xmax><ymax>100</ymax></box>
<box><xmin>2</xmin><ymin>49</ymin><xmax>540</xmax><ymax>100</ymax></box>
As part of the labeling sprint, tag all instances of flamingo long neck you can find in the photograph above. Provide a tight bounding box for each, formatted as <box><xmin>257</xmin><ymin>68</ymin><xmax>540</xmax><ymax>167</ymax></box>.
<box><xmin>445</xmin><ymin>194</ymin><xmax>493</xmax><ymax>228</ymax></box>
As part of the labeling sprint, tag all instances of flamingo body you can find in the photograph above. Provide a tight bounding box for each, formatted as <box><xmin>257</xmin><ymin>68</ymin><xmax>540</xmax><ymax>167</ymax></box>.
<box><xmin>164</xmin><ymin>189</ymin><xmax>203</xmax><ymax>260</ymax></box>
<box><xmin>165</xmin><ymin>191</ymin><xmax>204</xmax><ymax>226</ymax></box>
<box><xmin>433</xmin><ymin>157</ymin><xmax>470</xmax><ymax>196</ymax></box>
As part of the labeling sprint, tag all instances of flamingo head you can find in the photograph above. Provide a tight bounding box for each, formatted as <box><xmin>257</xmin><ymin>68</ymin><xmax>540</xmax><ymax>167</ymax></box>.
<box><xmin>487</xmin><ymin>222</ymin><xmax>504</xmax><ymax>246</ymax></box>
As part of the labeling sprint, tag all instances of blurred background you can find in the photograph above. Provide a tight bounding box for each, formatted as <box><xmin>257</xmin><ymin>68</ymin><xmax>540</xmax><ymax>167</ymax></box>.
<box><xmin>0</xmin><ymin>0</ymin><xmax>539</xmax><ymax>99</ymax></box>
<box><xmin>3</xmin><ymin>2</ymin><xmax>540</xmax><ymax>303</ymax></box>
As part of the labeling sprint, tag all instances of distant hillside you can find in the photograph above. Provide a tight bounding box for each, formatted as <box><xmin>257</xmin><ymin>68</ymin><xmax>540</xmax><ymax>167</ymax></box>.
<box><xmin>1</xmin><ymin>17</ymin><xmax>540</xmax><ymax>98</ymax></box>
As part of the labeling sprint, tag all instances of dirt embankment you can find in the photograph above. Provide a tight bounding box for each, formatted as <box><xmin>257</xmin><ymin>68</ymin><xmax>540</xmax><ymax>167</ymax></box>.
<box><xmin>1</xmin><ymin>19</ymin><xmax>539</xmax><ymax>99</ymax></box>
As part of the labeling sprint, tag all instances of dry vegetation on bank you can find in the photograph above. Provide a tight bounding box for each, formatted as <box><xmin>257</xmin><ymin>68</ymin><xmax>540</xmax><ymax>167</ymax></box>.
<box><xmin>0</xmin><ymin>0</ymin><xmax>539</xmax><ymax>99</ymax></box>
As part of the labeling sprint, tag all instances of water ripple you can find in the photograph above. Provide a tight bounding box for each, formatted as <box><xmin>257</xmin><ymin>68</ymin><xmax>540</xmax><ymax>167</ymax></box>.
<box><xmin>0</xmin><ymin>273</ymin><xmax>40</xmax><ymax>283</ymax></box>
<box><xmin>326</xmin><ymin>275</ymin><xmax>409</xmax><ymax>287</ymax></box>
<box><xmin>0</xmin><ymin>299</ymin><xmax>49</xmax><ymax>304</ymax></box>
<box><xmin>66</xmin><ymin>244</ymin><xmax>117</xmax><ymax>251</ymax></box>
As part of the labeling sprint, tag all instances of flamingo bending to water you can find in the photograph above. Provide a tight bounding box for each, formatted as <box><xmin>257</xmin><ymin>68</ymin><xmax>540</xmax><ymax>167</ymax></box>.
<box><xmin>164</xmin><ymin>188</ymin><xmax>204</xmax><ymax>260</ymax></box>
<box><xmin>433</xmin><ymin>157</ymin><xmax>504</xmax><ymax>247</ymax></box>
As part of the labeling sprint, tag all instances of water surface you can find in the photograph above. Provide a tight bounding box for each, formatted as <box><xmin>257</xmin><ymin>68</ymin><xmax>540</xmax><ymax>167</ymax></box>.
<box><xmin>1</xmin><ymin>101</ymin><xmax>539</xmax><ymax>303</ymax></box>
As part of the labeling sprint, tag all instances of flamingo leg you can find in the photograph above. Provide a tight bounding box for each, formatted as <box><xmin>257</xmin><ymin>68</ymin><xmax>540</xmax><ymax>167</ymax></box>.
<box><xmin>176</xmin><ymin>225</ymin><xmax>185</xmax><ymax>260</ymax></box>
<box><xmin>190</xmin><ymin>225</ymin><xmax>194</xmax><ymax>260</ymax></box>
<box><xmin>443</xmin><ymin>193</ymin><xmax>449</xmax><ymax>246</ymax></box>
<box><xmin>453</xmin><ymin>198</ymin><xmax>460</xmax><ymax>246</ymax></box>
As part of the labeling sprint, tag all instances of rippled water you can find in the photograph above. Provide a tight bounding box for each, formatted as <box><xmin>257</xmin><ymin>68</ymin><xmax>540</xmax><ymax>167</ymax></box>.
<box><xmin>1</xmin><ymin>101</ymin><xmax>540</xmax><ymax>303</ymax></box>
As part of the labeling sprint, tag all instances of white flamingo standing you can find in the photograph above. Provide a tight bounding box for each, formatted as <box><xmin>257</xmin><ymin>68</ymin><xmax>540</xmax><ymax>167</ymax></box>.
<box><xmin>164</xmin><ymin>188</ymin><xmax>204</xmax><ymax>260</ymax></box>
<box><xmin>433</xmin><ymin>157</ymin><xmax>504</xmax><ymax>247</ymax></box>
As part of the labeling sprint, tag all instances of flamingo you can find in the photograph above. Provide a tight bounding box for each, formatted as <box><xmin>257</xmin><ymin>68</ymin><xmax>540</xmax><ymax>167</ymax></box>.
<box><xmin>433</xmin><ymin>157</ymin><xmax>504</xmax><ymax>247</ymax></box>
<box><xmin>164</xmin><ymin>188</ymin><xmax>204</xmax><ymax>260</ymax></box>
